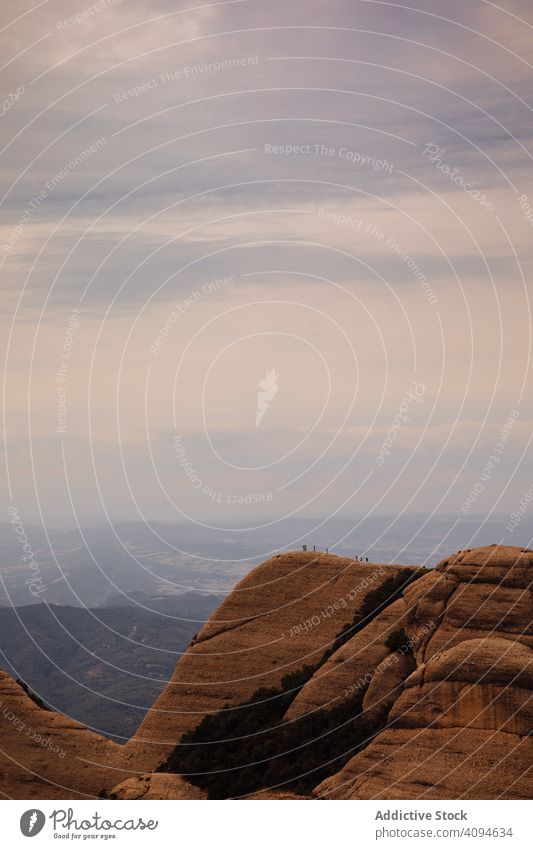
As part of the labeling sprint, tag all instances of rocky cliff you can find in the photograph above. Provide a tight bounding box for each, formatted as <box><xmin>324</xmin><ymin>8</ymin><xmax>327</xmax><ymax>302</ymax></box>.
<box><xmin>0</xmin><ymin>671</ymin><xmax>129</xmax><ymax>798</ymax></box>
<box><xmin>0</xmin><ymin>545</ymin><xmax>530</xmax><ymax>800</ymax></box>
<box><xmin>315</xmin><ymin>545</ymin><xmax>533</xmax><ymax>799</ymax></box>
<box><xmin>120</xmin><ymin>550</ymin><xmax>416</xmax><ymax>773</ymax></box>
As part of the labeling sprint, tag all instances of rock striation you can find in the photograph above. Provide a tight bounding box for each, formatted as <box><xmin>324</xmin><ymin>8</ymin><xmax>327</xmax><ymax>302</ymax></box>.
<box><xmin>120</xmin><ymin>551</ymin><xmax>412</xmax><ymax>773</ymax></box>
<box><xmin>0</xmin><ymin>671</ymin><xmax>127</xmax><ymax>799</ymax></box>
<box><xmin>0</xmin><ymin>544</ymin><xmax>531</xmax><ymax>799</ymax></box>
<box><xmin>316</xmin><ymin>638</ymin><xmax>532</xmax><ymax>799</ymax></box>
<box><xmin>316</xmin><ymin>545</ymin><xmax>533</xmax><ymax>799</ymax></box>
<box><xmin>107</xmin><ymin>773</ymin><xmax>207</xmax><ymax>800</ymax></box>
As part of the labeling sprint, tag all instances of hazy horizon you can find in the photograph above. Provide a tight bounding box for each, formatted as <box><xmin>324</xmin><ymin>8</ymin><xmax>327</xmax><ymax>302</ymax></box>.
<box><xmin>2</xmin><ymin>0</ymin><xmax>533</xmax><ymax>538</ymax></box>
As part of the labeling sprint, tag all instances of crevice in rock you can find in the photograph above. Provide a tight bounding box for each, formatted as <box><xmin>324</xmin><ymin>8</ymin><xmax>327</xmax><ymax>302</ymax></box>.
<box><xmin>191</xmin><ymin>615</ymin><xmax>258</xmax><ymax>646</ymax></box>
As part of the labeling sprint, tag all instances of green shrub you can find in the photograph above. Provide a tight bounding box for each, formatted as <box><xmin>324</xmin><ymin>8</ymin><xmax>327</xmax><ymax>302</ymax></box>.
<box><xmin>323</xmin><ymin>568</ymin><xmax>419</xmax><ymax>662</ymax></box>
<box><xmin>160</xmin><ymin>568</ymin><xmax>423</xmax><ymax>798</ymax></box>
<box><xmin>384</xmin><ymin>626</ymin><xmax>409</xmax><ymax>653</ymax></box>
<box><xmin>160</xmin><ymin>675</ymin><xmax>387</xmax><ymax>798</ymax></box>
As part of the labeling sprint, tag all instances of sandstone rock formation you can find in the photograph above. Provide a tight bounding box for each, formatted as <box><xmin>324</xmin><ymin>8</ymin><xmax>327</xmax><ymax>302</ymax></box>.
<box><xmin>316</xmin><ymin>637</ymin><xmax>533</xmax><ymax>799</ymax></box>
<box><xmin>120</xmin><ymin>551</ymin><xmax>413</xmax><ymax>773</ymax></box>
<box><xmin>315</xmin><ymin>545</ymin><xmax>532</xmax><ymax>799</ymax></box>
<box><xmin>288</xmin><ymin>544</ymin><xmax>532</xmax><ymax>724</ymax></box>
<box><xmin>0</xmin><ymin>671</ymin><xmax>127</xmax><ymax>799</ymax></box>
<box><xmin>0</xmin><ymin>551</ymin><xmax>409</xmax><ymax>797</ymax></box>
<box><xmin>108</xmin><ymin>773</ymin><xmax>206</xmax><ymax>800</ymax></box>
<box><xmin>285</xmin><ymin>597</ymin><xmax>412</xmax><ymax>720</ymax></box>
<box><xmin>362</xmin><ymin>651</ymin><xmax>416</xmax><ymax>718</ymax></box>
<box><xmin>106</xmin><ymin>779</ymin><xmax>308</xmax><ymax>800</ymax></box>
<box><xmin>0</xmin><ymin>544</ymin><xmax>530</xmax><ymax>800</ymax></box>
<box><xmin>245</xmin><ymin>790</ymin><xmax>310</xmax><ymax>799</ymax></box>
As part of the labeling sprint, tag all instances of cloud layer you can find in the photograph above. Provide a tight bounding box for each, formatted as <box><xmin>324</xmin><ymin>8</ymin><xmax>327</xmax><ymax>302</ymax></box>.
<box><xmin>1</xmin><ymin>0</ymin><xmax>533</xmax><ymax>534</ymax></box>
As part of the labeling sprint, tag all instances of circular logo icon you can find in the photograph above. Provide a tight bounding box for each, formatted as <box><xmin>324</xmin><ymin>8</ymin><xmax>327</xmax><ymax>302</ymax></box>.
<box><xmin>20</xmin><ymin>810</ymin><xmax>46</xmax><ymax>837</ymax></box>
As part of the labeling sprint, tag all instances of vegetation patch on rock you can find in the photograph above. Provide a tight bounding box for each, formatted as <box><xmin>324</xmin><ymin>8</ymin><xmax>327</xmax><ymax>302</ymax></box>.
<box><xmin>160</xmin><ymin>569</ymin><xmax>422</xmax><ymax>798</ymax></box>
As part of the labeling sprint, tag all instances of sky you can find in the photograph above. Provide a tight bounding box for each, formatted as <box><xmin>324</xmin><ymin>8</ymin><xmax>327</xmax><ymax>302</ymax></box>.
<box><xmin>1</xmin><ymin>0</ymin><xmax>533</xmax><ymax>533</ymax></box>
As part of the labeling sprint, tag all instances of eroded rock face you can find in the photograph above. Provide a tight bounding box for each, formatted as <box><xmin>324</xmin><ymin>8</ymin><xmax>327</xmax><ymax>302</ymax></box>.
<box><xmin>362</xmin><ymin>651</ymin><xmax>416</xmax><ymax>718</ymax></box>
<box><xmin>390</xmin><ymin>638</ymin><xmax>533</xmax><ymax>736</ymax></box>
<box><xmin>121</xmin><ymin>552</ymin><xmax>410</xmax><ymax>772</ymax></box>
<box><xmin>108</xmin><ymin>774</ymin><xmax>206</xmax><ymax>800</ymax></box>
<box><xmin>285</xmin><ymin>597</ymin><xmax>412</xmax><ymax>720</ymax></box>
<box><xmin>0</xmin><ymin>672</ymin><xmax>126</xmax><ymax>799</ymax></box>
<box><xmin>297</xmin><ymin>545</ymin><xmax>532</xmax><ymax>727</ymax></box>
<box><xmin>315</xmin><ymin>546</ymin><xmax>532</xmax><ymax>799</ymax></box>
<box><xmin>0</xmin><ymin>544</ymin><xmax>530</xmax><ymax>800</ymax></box>
<box><xmin>316</xmin><ymin>726</ymin><xmax>532</xmax><ymax>800</ymax></box>
<box><xmin>414</xmin><ymin>545</ymin><xmax>533</xmax><ymax>659</ymax></box>
<box><xmin>0</xmin><ymin>551</ymin><xmax>410</xmax><ymax>795</ymax></box>
<box><xmin>315</xmin><ymin>636</ymin><xmax>533</xmax><ymax>799</ymax></box>
<box><xmin>106</xmin><ymin>778</ymin><xmax>309</xmax><ymax>800</ymax></box>
<box><xmin>246</xmin><ymin>790</ymin><xmax>310</xmax><ymax>800</ymax></box>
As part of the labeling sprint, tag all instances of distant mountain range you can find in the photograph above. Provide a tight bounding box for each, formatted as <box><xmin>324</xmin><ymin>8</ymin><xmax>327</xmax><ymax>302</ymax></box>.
<box><xmin>1</xmin><ymin>514</ymin><xmax>530</xmax><ymax>608</ymax></box>
<box><xmin>0</xmin><ymin>593</ymin><xmax>221</xmax><ymax>740</ymax></box>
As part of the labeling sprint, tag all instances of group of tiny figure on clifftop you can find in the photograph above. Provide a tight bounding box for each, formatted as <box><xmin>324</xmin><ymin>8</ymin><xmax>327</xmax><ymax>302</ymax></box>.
<box><xmin>302</xmin><ymin>544</ymin><xmax>369</xmax><ymax>562</ymax></box>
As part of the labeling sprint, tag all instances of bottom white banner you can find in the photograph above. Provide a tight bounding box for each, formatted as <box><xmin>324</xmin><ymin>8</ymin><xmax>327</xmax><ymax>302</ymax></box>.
<box><xmin>3</xmin><ymin>799</ymin><xmax>531</xmax><ymax>848</ymax></box>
